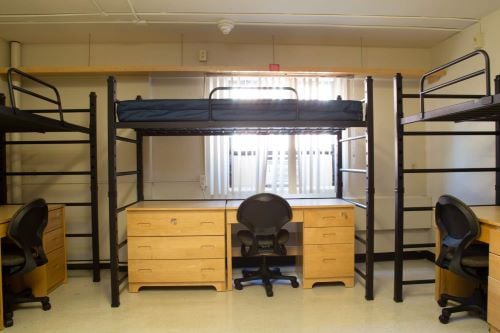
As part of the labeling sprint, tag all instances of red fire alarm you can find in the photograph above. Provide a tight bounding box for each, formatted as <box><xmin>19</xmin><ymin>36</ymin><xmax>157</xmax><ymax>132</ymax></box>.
<box><xmin>268</xmin><ymin>64</ymin><xmax>280</xmax><ymax>71</ymax></box>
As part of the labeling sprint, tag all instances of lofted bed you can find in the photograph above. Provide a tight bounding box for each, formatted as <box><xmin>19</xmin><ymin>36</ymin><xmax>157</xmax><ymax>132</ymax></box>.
<box><xmin>393</xmin><ymin>50</ymin><xmax>500</xmax><ymax>302</ymax></box>
<box><xmin>107</xmin><ymin>75</ymin><xmax>375</xmax><ymax>307</ymax></box>
<box><xmin>0</xmin><ymin>68</ymin><xmax>101</xmax><ymax>282</ymax></box>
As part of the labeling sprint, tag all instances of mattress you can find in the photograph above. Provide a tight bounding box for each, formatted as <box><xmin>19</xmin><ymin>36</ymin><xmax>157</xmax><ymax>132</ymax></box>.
<box><xmin>116</xmin><ymin>98</ymin><xmax>363</xmax><ymax>122</ymax></box>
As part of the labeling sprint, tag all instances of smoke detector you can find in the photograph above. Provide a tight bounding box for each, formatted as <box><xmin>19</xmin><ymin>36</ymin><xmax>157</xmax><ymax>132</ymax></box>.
<box><xmin>217</xmin><ymin>19</ymin><xmax>235</xmax><ymax>35</ymax></box>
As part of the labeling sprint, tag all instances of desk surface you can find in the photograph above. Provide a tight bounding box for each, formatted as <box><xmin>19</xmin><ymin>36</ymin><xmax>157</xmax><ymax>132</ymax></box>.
<box><xmin>127</xmin><ymin>200</ymin><xmax>227</xmax><ymax>211</ymax></box>
<box><xmin>0</xmin><ymin>204</ymin><xmax>64</xmax><ymax>225</ymax></box>
<box><xmin>471</xmin><ymin>206</ymin><xmax>500</xmax><ymax>227</ymax></box>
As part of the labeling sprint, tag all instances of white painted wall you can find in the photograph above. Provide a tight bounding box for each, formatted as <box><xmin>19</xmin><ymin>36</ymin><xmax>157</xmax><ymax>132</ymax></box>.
<box><xmin>6</xmin><ymin>41</ymin><xmax>431</xmax><ymax>259</ymax></box>
<box><xmin>427</xmin><ymin>8</ymin><xmax>500</xmax><ymax>205</ymax></box>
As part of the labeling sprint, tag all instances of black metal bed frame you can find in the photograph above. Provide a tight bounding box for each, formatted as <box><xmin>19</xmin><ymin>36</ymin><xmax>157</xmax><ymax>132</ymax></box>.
<box><xmin>0</xmin><ymin>68</ymin><xmax>100</xmax><ymax>282</ymax></box>
<box><xmin>393</xmin><ymin>50</ymin><xmax>500</xmax><ymax>302</ymax></box>
<box><xmin>107</xmin><ymin>76</ymin><xmax>375</xmax><ymax>307</ymax></box>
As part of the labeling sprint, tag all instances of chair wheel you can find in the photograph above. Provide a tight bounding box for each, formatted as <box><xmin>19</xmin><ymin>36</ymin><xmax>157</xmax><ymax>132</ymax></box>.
<box><xmin>42</xmin><ymin>299</ymin><xmax>51</xmax><ymax>311</ymax></box>
<box><xmin>265</xmin><ymin>284</ymin><xmax>273</xmax><ymax>297</ymax></box>
<box><xmin>437</xmin><ymin>298</ymin><xmax>447</xmax><ymax>307</ymax></box>
<box><xmin>439</xmin><ymin>314</ymin><xmax>450</xmax><ymax>324</ymax></box>
<box><xmin>234</xmin><ymin>281</ymin><xmax>243</xmax><ymax>290</ymax></box>
<box><xmin>291</xmin><ymin>280</ymin><xmax>299</xmax><ymax>288</ymax></box>
<box><xmin>4</xmin><ymin>318</ymin><xmax>13</xmax><ymax>327</ymax></box>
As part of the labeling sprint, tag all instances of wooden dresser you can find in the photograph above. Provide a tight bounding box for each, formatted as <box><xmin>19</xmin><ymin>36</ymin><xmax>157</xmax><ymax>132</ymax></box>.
<box><xmin>489</xmin><ymin>228</ymin><xmax>500</xmax><ymax>333</ymax></box>
<box><xmin>302</xmin><ymin>205</ymin><xmax>355</xmax><ymax>288</ymax></box>
<box><xmin>127</xmin><ymin>201</ymin><xmax>227</xmax><ymax>292</ymax></box>
<box><xmin>10</xmin><ymin>204</ymin><xmax>67</xmax><ymax>296</ymax></box>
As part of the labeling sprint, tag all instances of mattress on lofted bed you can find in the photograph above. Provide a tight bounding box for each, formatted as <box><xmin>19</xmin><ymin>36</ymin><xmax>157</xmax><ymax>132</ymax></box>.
<box><xmin>116</xmin><ymin>98</ymin><xmax>363</xmax><ymax>122</ymax></box>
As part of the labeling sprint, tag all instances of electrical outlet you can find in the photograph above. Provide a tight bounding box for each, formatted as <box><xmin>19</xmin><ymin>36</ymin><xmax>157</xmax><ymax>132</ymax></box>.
<box><xmin>198</xmin><ymin>49</ymin><xmax>208</xmax><ymax>62</ymax></box>
<box><xmin>199</xmin><ymin>174</ymin><xmax>207</xmax><ymax>189</ymax></box>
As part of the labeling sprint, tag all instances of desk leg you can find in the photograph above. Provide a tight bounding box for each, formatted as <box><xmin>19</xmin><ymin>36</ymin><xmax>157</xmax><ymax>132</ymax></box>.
<box><xmin>226</xmin><ymin>223</ymin><xmax>233</xmax><ymax>291</ymax></box>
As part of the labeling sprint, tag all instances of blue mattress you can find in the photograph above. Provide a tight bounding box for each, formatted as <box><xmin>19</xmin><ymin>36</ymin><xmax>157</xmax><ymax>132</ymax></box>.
<box><xmin>116</xmin><ymin>98</ymin><xmax>363</xmax><ymax>122</ymax></box>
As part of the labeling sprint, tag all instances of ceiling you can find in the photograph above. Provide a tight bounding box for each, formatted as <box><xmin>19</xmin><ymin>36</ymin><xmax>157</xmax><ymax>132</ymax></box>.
<box><xmin>0</xmin><ymin>0</ymin><xmax>500</xmax><ymax>48</ymax></box>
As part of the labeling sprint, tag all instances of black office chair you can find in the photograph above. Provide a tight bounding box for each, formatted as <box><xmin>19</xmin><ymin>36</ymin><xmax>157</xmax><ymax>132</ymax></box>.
<box><xmin>233</xmin><ymin>193</ymin><xmax>299</xmax><ymax>297</ymax></box>
<box><xmin>2</xmin><ymin>199</ymin><xmax>51</xmax><ymax>327</ymax></box>
<box><xmin>434</xmin><ymin>194</ymin><xmax>488</xmax><ymax>324</ymax></box>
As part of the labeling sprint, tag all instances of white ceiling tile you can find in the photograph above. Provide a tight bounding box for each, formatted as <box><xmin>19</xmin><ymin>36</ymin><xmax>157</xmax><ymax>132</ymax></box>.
<box><xmin>0</xmin><ymin>0</ymin><xmax>98</xmax><ymax>15</ymax></box>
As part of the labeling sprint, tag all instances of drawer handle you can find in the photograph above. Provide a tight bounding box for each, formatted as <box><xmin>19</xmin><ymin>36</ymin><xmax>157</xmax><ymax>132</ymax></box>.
<box><xmin>200</xmin><ymin>244</ymin><xmax>215</xmax><ymax>249</ymax></box>
<box><xmin>323</xmin><ymin>258</ymin><xmax>337</xmax><ymax>263</ymax></box>
<box><xmin>341</xmin><ymin>212</ymin><xmax>348</xmax><ymax>218</ymax></box>
<box><xmin>322</xmin><ymin>233</ymin><xmax>337</xmax><ymax>237</ymax></box>
<box><xmin>200</xmin><ymin>221</ymin><xmax>215</xmax><ymax>225</ymax></box>
<box><xmin>138</xmin><ymin>246</ymin><xmax>152</xmax><ymax>249</ymax></box>
<box><xmin>138</xmin><ymin>269</ymin><xmax>153</xmax><ymax>273</ymax></box>
<box><xmin>170</xmin><ymin>218</ymin><xmax>177</xmax><ymax>225</ymax></box>
<box><xmin>138</xmin><ymin>222</ymin><xmax>151</xmax><ymax>227</ymax></box>
<box><xmin>201</xmin><ymin>268</ymin><xmax>215</xmax><ymax>272</ymax></box>
<box><xmin>321</xmin><ymin>216</ymin><xmax>337</xmax><ymax>220</ymax></box>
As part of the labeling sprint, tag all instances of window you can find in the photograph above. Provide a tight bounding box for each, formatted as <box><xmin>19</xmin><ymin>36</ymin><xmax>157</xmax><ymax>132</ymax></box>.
<box><xmin>204</xmin><ymin>76</ymin><xmax>347</xmax><ymax>198</ymax></box>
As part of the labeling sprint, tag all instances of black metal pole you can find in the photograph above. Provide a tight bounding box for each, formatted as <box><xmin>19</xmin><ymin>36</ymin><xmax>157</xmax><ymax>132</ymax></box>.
<box><xmin>394</xmin><ymin>73</ymin><xmax>405</xmax><ymax>302</ymax></box>
<box><xmin>336</xmin><ymin>131</ymin><xmax>343</xmax><ymax>199</ymax></box>
<box><xmin>107</xmin><ymin>76</ymin><xmax>120</xmax><ymax>307</ymax></box>
<box><xmin>89</xmin><ymin>91</ymin><xmax>100</xmax><ymax>283</ymax></box>
<box><xmin>136</xmin><ymin>131</ymin><xmax>144</xmax><ymax>201</ymax></box>
<box><xmin>496</xmin><ymin>75</ymin><xmax>500</xmax><ymax>205</ymax></box>
<box><xmin>364</xmin><ymin>76</ymin><xmax>375</xmax><ymax>301</ymax></box>
<box><xmin>0</xmin><ymin>94</ymin><xmax>6</xmax><ymax>205</ymax></box>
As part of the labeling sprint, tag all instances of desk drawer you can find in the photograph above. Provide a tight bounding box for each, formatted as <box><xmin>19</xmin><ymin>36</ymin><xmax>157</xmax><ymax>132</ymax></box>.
<box><xmin>129</xmin><ymin>259</ymin><xmax>225</xmax><ymax>283</ymax></box>
<box><xmin>46</xmin><ymin>246</ymin><xmax>66</xmax><ymax>290</ymax></box>
<box><xmin>304</xmin><ymin>227</ymin><xmax>354</xmax><ymax>245</ymax></box>
<box><xmin>128</xmin><ymin>211</ymin><xmax>224</xmax><ymax>236</ymax></box>
<box><xmin>43</xmin><ymin>227</ymin><xmax>65</xmax><ymax>254</ymax></box>
<box><xmin>128</xmin><ymin>236</ymin><xmax>225</xmax><ymax>260</ymax></box>
<box><xmin>491</xmin><ymin>229</ymin><xmax>500</xmax><ymax>255</ymax></box>
<box><xmin>490</xmin><ymin>253</ymin><xmax>500</xmax><ymax>280</ymax></box>
<box><xmin>304</xmin><ymin>208</ymin><xmax>353</xmax><ymax>227</ymax></box>
<box><xmin>304</xmin><ymin>243</ymin><xmax>354</xmax><ymax>278</ymax></box>
<box><xmin>46</xmin><ymin>208</ymin><xmax>63</xmax><ymax>233</ymax></box>
<box><xmin>488</xmin><ymin>277</ymin><xmax>500</xmax><ymax>329</ymax></box>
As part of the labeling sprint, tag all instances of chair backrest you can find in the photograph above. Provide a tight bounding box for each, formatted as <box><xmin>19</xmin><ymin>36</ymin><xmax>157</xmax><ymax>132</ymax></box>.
<box><xmin>434</xmin><ymin>194</ymin><xmax>481</xmax><ymax>279</ymax></box>
<box><xmin>7</xmin><ymin>198</ymin><xmax>49</xmax><ymax>276</ymax></box>
<box><xmin>237</xmin><ymin>193</ymin><xmax>292</xmax><ymax>235</ymax></box>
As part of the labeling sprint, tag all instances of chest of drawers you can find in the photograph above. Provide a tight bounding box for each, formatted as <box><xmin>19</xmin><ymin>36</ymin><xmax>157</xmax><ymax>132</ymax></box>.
<box><xmin>127</xmin><ymin>202</ymin><xmax>227</xmax><ymax>292</ymax></box>
<box><xmin>302</xmin><ymin>207</ymin><xmax>355</xmax><ymax>288</ymax></box>
<box><xmin>10</xmin><ymin>205</ymin><xmax>67</xmax><ymax>296</ymax></box>
<box><xmin>488</xmin><ymin>229</ymin><xmax>500</xmax><ymax>332</ymax></box>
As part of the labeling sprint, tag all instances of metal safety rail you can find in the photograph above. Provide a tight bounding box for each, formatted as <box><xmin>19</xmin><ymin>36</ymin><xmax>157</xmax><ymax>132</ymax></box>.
<box><xmin>393</xmin><ymin>50</ymin><xmax>500</xmax><ymax>302</ymax></box>
<box><xmin>0</xmin><ymin>68</ymin><xmax>100</xmax><ymax>282</ymax></box>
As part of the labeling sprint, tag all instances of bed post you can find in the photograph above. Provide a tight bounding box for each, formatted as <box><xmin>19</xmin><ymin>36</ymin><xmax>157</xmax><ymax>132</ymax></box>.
<box><xmin>336</xmin><ymin>130</ymin><xmax>343</xmax><ymax>199</ymax></box>
<box><xmin>0</xmin><ymin>94</ymin><xmax>6</xmax><ymax>204</ymax></box>
<box><xmin>136</xmin><ymin>131</ymin><xmax>144</xmax><ymax>201</ymax></box>
<box><xmin>107</xmin><ymin>76</ymin><xmax>120</xmax><ymax>307</ymax></box>
<box><xmin>89</xmin><ymin>91</ymin><xmax>100</xmax><ymax>282</ymax></box>
<box><xmin>365</xmin><ymin>76</ymin><xmax>375</xmax><ymax>301</ymax></box>
<box><xmin>393</xmin><ymin>73</ymin><xmax>404</xmax><ymax>302</ymax></box>
<box><xmin>495</xmin><ymin>75</ymin><xmax>500</xmax><ymax>205</ymax></box>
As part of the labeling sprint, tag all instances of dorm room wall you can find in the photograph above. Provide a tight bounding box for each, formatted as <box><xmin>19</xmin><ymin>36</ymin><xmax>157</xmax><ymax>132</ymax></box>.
<box><xmin>427</xmin><ymin>7</ymin><xmax>500</xmax><ymax>206</ymax></box>
<box><xmin>10</xmin><ymin>42</ymin><xmax>431</xmax><ymax>261</ymax></box>
<box><xmin>0</xmin><ymin>39</ymin><xmax>8</xmax><ymax>91</ymax></box>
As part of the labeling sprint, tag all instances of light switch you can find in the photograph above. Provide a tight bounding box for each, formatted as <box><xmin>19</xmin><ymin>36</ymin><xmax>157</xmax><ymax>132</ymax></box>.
<box><xmin>199</xmin><ymin>49</ymin><xmax>208</xmax><ymax>62</ymax></box>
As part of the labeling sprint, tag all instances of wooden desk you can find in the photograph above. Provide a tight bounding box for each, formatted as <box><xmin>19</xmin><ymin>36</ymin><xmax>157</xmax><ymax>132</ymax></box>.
<box><xmin>0</xmin><ymin>204</ymin><xmax>66</xmax><ymax>330</ymax></box>
<box><xmin>434</xmin><ymin>205</ymin><xmax>500</xmax><ymax>331</ymax></box>
<box><xmin>226</xmin><ymin>198</ymin><xmax>355</xmax><ymax>291</ymax></box>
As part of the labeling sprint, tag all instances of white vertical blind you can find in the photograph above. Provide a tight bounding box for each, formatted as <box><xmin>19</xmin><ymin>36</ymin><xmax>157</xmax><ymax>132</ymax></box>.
<box><xmin>204</xmin><ymin>76</ymin><xmax>347</xmax><ymax>197</ymax></box>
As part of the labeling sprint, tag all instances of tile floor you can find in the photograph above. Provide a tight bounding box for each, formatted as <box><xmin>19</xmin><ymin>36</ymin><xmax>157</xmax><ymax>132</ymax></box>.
<box><xmin>4</xmin><ymin>260</ymin><xmax>488</xmax><ymax>333</ymax></box>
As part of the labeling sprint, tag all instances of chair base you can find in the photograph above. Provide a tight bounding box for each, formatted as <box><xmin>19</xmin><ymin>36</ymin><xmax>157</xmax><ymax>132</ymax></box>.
<box><xmin>3</xmin><ymin>288</ymin><xmax>51</xmax><ymax>327</ymax></box>
<box><xmin>233</xmin><ymin>256</ymin><xmax>299</xmax><ymax>297</ymax></box>
<box><xmin>437</xmin><ymin>287</ymin><xmax>486</xmax><ymax>324</ymax></box>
